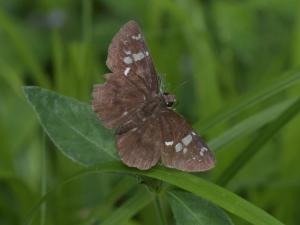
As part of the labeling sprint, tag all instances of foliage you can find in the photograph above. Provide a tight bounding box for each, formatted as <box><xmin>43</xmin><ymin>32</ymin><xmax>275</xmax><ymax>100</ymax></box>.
<box><xmin>1</xmin><ymin>0</ymin><xmax>300</xmax><ymax>225</ymax></box>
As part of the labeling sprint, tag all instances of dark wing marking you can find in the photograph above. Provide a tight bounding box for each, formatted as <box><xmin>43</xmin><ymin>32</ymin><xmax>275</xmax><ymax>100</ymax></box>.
<box><xmin>106</xmin><ymin>20</ymin><xmax>159</xmax><ymax>95</ymax></box>
<box><xmin>92</xmin><ymin>73</ymin><xmax>145</xmax><ymax>129</ymax></box>
<box><xmin>116</xmin><ymin>116</ymin><xmax>161</xmax><ymax>170</ymax></box>
<box><xmin>159</xmin><ymin>109</ymin><xmax>215</xmax><ymax>172</ymax></box>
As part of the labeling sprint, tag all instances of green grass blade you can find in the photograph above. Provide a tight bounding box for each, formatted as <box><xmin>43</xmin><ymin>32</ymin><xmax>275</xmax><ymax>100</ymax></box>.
<box><xmin>51</xmin><ymin>29</ymin><xmax>65</xmax><ymax>94</ymax></box>
<box><xmin>154</xmin><ymin>196</ymin><xmax>168</xmax><ymax>225</ymax></box>
<box><xmin>208</xmin><ymin>98</ymin><xmax>297</xmax><ymax>151</ymax></box>
<box><xmin>0</xmin><ymin>8</ymin><xmax>50</xmax><ymax>88</ymax></box>
<box><xmin>100</xmin><ymin>188</ymin><xmax>153</xmax><ymax>225</ymax></box>
<box><xmin>216</xmin><ymin>96</ymin><xmax>300</xmax><ymax>186</ymax></box>
<box><xmin>24</xmin><ymin>172</ymin><xmax>134</xmax><ymax>225</ymax></box>
<box><xmin>82</xmin><ymin>0</ymin><xmax>92</xmax><ymax>43</ymax></box>
<box><xmin>197</xmin><ymin>71</ymin><xmax>300</xmax><ymax>131</ymax></box>
<box><xmin>40</xmin><ymin>134</ymin><xmax>47</xmax><ymax>225</ymax></box>
<box><xmin>80</xmin><ymin>177</ymin><xmax>135</xmax><ymax>225</ymax></box>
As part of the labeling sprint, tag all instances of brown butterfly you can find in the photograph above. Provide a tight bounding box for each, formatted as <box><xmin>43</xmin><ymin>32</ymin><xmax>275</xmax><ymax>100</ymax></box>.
<box><xmin>92</xmin><ymin>21</ymin><xmax>215</xmax><ymax>172</ymax></box>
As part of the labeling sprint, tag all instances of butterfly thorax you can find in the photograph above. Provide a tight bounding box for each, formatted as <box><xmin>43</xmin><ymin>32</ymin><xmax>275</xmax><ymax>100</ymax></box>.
<box><xmin>116</xmin><ymin>94</ymin><xmax>175</xmax><ymax>135</ymax></box>
<box><xmin>142</xmin><ymin>92</ymin><xmax>176</xmax><ymax>115</ymax></box>
<box><xmin>140</xmin><ymin>96</ymin><xmax>162</xmax><ymax>117</ymax></box>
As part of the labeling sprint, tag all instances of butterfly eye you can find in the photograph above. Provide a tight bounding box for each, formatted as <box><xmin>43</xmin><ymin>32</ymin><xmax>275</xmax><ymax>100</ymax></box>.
<box><xmin>166</xmin><ymin>102</ymin><xmax>173</xmax><ymax>107</ymax></box>
<box><xmin>163</xmin><ymin>93</ymin><xmax>176</xmax><ymax>107</ymax></box>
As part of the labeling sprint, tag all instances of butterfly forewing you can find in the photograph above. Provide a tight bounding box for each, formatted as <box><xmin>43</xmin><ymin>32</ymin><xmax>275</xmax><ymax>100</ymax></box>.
<box><xmin>159</xmin><ymin>109</ymin><xmax>215</xmax><ymax>172</ymax></box>
<box><xmin>106</xmin><ymin>20</ymin><xmax>159</xmax><ymax>95</ymax></box>
<box><xmin>92</xmin><ymin>73</ymin><xmax>145</xmax><ymax>129</ymax></box>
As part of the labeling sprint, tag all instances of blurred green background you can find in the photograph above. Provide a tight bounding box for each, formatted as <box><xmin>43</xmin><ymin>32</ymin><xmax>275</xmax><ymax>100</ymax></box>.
<box><xmin>1</xmin><ymin>0</ymin><xmax>300</xmax><ymax>224</ymax></box>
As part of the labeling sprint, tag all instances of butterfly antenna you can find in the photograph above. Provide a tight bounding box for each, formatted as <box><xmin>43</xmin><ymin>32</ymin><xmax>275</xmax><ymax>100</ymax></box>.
<box><xmin>173</xmin><ymin>79</ymin><xmax>190</xmax><ymax>92</ymax></box>
<box><xmin>170</xmin><ymin>79</ymin><xmax>191</xmax><ymax>108</ymax></box>
<box><xmin>158</xmin><ymin>73</ymin><xmax>190</xmax><ymax>94</ymax></box>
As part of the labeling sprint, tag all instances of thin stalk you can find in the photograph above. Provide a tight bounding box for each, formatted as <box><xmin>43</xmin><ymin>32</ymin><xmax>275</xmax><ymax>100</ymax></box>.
<box><xmin>40</xmin><ymin>133</ymin><xmax>47</xmax><ymax>225</ymax></box>
<box><xmin>155</xmin><ymin>196</ymin><xmax>168</xmax><ymax>225</ymax></box>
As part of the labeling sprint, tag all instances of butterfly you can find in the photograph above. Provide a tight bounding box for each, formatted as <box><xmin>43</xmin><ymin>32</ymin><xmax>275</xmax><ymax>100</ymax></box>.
<box><xmin>92</xmin><ymin>21</ymin><xmax>215</xmax><ymax>172</ymax></box>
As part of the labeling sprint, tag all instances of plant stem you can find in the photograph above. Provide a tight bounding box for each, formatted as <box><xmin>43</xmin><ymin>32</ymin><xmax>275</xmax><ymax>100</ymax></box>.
<box><xmin>40</xmin><ymin>133</ymin><xmax>47</xmax><ymax>225</ymax></box>
<box><xmin>155</xmin><ymin>195</ymin><xmax>168</xmax><ymax>225</ymax></box>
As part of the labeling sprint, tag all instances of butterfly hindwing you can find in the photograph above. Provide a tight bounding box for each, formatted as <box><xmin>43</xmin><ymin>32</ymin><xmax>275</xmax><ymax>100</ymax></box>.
<box><xmin>106</xmin><ymin>20</ymin><xmax>159</xmax><ymax>95</ymax></box>
<box><xmin>159</xmin><ymin>109</ymin><xmax>215</xmax><ymax>172</ymax></box>
<box><xmin>116</xmin><ymin>116</ymin><xmax>161</xmax><ymax>170</ymax></box>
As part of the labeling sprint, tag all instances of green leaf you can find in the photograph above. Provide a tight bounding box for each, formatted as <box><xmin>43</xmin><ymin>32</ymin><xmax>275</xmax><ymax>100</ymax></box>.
<box><xmin>23</xmin><ymin>86</ymin><xmax>118</xmax><ymax>166</ymax></box>
<box><xmin>167</xmin><ymin>190</ymin><xmax>234</xmax><ymax>225</ymax></box>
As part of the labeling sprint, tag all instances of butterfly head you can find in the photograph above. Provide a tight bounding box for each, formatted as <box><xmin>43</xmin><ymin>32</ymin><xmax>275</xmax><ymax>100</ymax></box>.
<box><xmin>162</xmin><ymin>92</ymin><xmax>176</xmax><ymax>107</ymax></box>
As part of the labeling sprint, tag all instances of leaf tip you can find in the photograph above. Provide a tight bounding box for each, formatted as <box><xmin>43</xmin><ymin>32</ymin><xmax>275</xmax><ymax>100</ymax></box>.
<box><xmin>23</xmin><ymin>86</ymin><xmax>41</xmax><ymax>101</ymax></box>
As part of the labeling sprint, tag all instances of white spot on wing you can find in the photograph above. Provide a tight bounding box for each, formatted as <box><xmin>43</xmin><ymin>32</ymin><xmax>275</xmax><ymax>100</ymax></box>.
<box><xmin>145</xmin><ymin>51</ymin><xmax>149</xmax><ymax>56</ymax></box>
<box><xmin>124</xmin><ymin>67</ymin><xmax>130</xmax><ymax>76</ymax></box>
<box><xmin>165</xmin><ymin>141</ymin><xmax>174</xmax><ymax>146</ymax></box>
<box><xmin>132</xmin><ymin>52</ymin><xmax>145</xmax><ymax>61</ymax></box>
<box><xmin>202</xmin><ymin>147</ymin><xmax>208</xmax><ymax>152</ymax></box>
<box><xmin>183</xmin><ymin>148</ymin><xmax>188</xmax><ymax>154</ymax></box>
<box><xmin>122</xmin><ymin>111</ymin><xmax>128</xmax><ymax>116</ymax></box>
<box><xmin>123</xmin><ymin>56</ymin><xmax>133</xmax><ymax>64</ymax></box>
<box><xmin>131</xmin><ymin>33</ymin><xmax>141</xmax><ymax>40</ymax></box>
<box><xmin>175</xmin><ymin>143</ymin><xmax>183</xmax><ymax>152</ymax></box>
<box><xmin>199</xmin><ymin>146</ymin><xmax>208</xmax><ymax>156</ymax></box>
<box><xmin>124</xmin><ymin>50</ymin><xmax>131</xmax><ymax>55</ymax></box>
<box><xmin>182</xmin><ymin>134</ymin><xmax>193</xmax><ymax>146</ymax></box>
<box><xmin>191</xmin><ymin>132</ymin><xmax>196</xmax><ymax>135</ymax></box>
